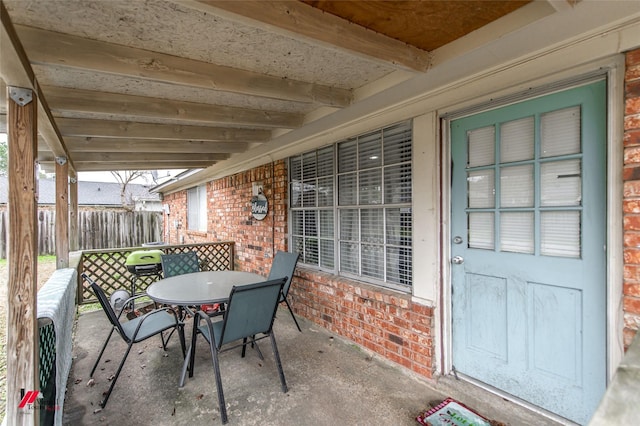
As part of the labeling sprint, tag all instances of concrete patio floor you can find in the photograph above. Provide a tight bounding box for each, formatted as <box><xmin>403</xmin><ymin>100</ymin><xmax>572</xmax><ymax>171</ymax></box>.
<box><xmin>63</xmin><ymin>307</ymin><xmax>565</xmax><ymax>425</ymax></box>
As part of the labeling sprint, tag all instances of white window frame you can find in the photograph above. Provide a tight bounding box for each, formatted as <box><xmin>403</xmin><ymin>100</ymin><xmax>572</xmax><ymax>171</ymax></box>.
<box><xmin>289</xmin><ymin>121</ymin><xmax>413</xmax><ymax>291</ymax></box>
<box><xmin>187</xmin><ymin>184</ymin><xmax>207</xmax><ymax>232</ymax></box>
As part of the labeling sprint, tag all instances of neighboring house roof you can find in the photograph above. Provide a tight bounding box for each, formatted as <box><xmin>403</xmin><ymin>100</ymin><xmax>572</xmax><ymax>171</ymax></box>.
<box><xmin>0</xmin><ymin>177</ymin><xmax>161</xmax><ymax>206</ymax></box>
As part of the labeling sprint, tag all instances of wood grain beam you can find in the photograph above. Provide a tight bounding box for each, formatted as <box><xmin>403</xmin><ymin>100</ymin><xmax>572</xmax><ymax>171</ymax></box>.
<box><xmin>1</xmin><ymin>5</ymin><xmax>75</xmax><ymax>176</ymax></box>
<box><xmin>15</xmin><ymin>25</ymin><xmax>352</xmax><ymax>107</ymax></box>
<box><xmin>39</xmin><ymin>152</ymin><xmax>229</xmax><ymax>163</ymax></box>
<box><xmin>40</xmin><ymin>161</ymin><xmax>214</xmax><ymax>172</ymax></box>
<box><xmin>6</xmin><ymin>85</ymin><xmax>39</xmax><ymax>426</ymax></box>
<box><xmin>55</xmin><ymin>160</ymin><xmax>69</xmax><ymax>268</ymax></box>
<box><xmin>55</xmin><ymin>117</ymin><xmax>271</xmax><ymax>141</ymax></box>
<box><xmin>61</xmin><ymin>136</ymin><xmax>249</xmax><ymax>154</ymax></box>
<box><xmin>44</xmin><ymin>86</ymin><xmax>304</xmax><ymax>129</ymax></box>
<box><xmin>187</xmin><ymin>0</ymin><xmax>431</xmax><ymax>72</ymax></box>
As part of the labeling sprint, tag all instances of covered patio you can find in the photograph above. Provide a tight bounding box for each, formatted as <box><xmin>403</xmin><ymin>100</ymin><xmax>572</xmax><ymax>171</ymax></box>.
<box><xmin>64</xmin><ymin>306</ymin><xmax>554</xmax><ymax>425</ymax></box>
<box><xmin>3</xmin><ymin>1</ymin><xmax>640</xmax><ymax>425</ymax></box>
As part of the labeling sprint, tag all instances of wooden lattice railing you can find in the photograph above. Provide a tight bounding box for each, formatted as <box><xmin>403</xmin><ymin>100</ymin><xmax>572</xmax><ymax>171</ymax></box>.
<box><xmin>77</xmin><ymin>241</ymin><xmax>235</xmax><ymax>305</ymax></box>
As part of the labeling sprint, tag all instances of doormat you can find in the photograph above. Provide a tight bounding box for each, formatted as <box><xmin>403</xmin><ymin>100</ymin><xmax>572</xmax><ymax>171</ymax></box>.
<box><xmin>416</xmin><ymin>397</ymin><xmax>492</xmax><ymax>426</ymax></box>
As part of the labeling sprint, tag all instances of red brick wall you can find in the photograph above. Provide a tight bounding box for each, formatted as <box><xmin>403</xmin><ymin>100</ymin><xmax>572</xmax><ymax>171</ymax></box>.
<box><xmin>163</xmin><ymin>161</ymin><xmax>289</xmax><ymax>273</ymax></box>
<box><xmin>624</xmin><ymin>48</ymin><xmax>640</xmax><ymax>347</ymax></box>
<box><xmin>163</xmin><ymin>160</ymin><xmax>437</xmax><ymax>379</ymax></box>
<box><xmin>290</xmin><ymin>269</ymin><xmax>435</xmax><ymax>378</ymax></box>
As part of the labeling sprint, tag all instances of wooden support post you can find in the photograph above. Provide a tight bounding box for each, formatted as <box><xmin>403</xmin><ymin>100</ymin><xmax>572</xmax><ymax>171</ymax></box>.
<box><xmin>69</xmin><ymin>177</ymin><xmax>78</xmax><ymax>252</ymax></box>
<box><xmin>55</xmin><ymin>158</ymin><xmax>69</xmax><ymax>268</ymax></box>
<box><xmin>6</xmin><ymin>85</ymin><xmax>40</xmax><ymax>426</ymax></box>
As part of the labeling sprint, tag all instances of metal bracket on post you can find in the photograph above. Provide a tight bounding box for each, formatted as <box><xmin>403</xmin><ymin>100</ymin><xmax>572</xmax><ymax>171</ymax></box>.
<box><xmin>70</xmin><ymin>178</ymin><xmax>77</xmax><ymax>184</ymax></box>
<box><xmin>8</xmin><ymin>87</ymin><xmax>33</xmax><ymax>106</ymax></box>
<box><xmin>55</xmin><ymin>157</ymin><xmax>67</xmax><ymax>166</ymax></box>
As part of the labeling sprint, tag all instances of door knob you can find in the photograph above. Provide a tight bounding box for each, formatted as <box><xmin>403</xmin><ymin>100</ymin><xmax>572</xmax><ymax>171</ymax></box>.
<box><xmin>452</xmin><ymin>255</ymin><xmax>464</xmax><ymax>264</ymax></box>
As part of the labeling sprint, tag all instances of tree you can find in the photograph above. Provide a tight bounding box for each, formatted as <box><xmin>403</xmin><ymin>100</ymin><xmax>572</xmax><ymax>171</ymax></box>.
<box><xmin>0</xmin><ymin>141</ymin><xmax>7</xmax><ymax>176</ymax></box>
<box><xmin>110</xmin><ymin>171</ymin><xmax>149</xmax><ymax>208</ymax></box>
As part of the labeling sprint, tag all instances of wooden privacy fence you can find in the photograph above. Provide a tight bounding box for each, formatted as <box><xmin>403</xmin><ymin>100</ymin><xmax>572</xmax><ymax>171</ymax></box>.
<box><xmin>77</xmin><ymin>241</ymin><xmax>235</xmax><ymax>305</ymax></box>
<box><xmin>0</xmin><ymin>209</ymin><xmax>163</xmax><ymax>258</ymax></box>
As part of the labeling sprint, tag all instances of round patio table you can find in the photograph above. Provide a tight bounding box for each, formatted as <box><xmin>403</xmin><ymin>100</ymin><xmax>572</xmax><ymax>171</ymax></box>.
<box><xmin>146</xmin><ymin>270</ymin><xmax>265</xmax><ymax>306</ymax></box>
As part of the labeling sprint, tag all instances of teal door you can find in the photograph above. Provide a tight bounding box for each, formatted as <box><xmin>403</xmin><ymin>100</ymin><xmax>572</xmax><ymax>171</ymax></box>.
<box><xmin>451</xmin><ymin>81</ymin><xmax>606</xmax><ymax>424</ymax></box>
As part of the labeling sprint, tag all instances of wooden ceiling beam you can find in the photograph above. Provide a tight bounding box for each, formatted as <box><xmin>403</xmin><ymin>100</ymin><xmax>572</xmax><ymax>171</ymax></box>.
<box><xmin>40</xmin><ymin>161</ymin><xmax>213</xmax><ymax>172</ymax></box>
<box><xmin>44</xmin><ymin>86</ymin><xmax>304</xmax><ymax>129</ymax></box>
<box><xmin>61</xmin><ymin>136</ymin><xmax>249</xmax><ymax>154</ymax></box>
<box><xmin>0</xmin><ymin>4</ymin><xmax>75</xmax><ymax>175</ymax></box>
<box><xmin>15</xmin><ymin>25</ymin><xmax>352</xmax><ymax>107</ymax></box>
<box><xmin>55</xmin><ymin>117</ymin><xmax>271</xmax><ymax>142</ymax></box>
<box><xmin>186</xmin><ymin>0</ymin><xmax>431</xmax><ymax>72</ymax></box>
<box><xmin>38</xmin><ymin>152</ymin><xmax>229</xmax><ymax>163</ymax></box>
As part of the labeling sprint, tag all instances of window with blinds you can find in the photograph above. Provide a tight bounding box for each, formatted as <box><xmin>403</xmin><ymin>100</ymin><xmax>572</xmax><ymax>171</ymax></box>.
<box><xmin>289</xmin><ymin>121</ymin><xmax>413</xmax><ymax>290</ymax></box>
<box><xmin>187</xmin><ymin>184</ymin><xmax>207</xmax><ymax>232</ymax></box>
<box><xmin>466</xmin><ymin>105</ymin><xmax>582</xmax><ymax>258</ymax></box>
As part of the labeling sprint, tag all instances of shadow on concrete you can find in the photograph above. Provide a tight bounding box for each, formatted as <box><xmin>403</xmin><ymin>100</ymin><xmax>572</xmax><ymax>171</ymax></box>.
<box><xmin>63</xmin><ymin>308</ymin><xmax>564</xmax><ymax>425</ymax></box>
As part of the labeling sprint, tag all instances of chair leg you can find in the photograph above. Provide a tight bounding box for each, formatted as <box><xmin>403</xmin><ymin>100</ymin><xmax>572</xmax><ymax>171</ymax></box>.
<box><xmin>282</xmin><ymin>297</ymin><xmax>302</xmax><ymax>332</ymax></box>
<box><xmin>90</xmin><ymin>327</ymin><xmax>116</xmax><ymax>377</ymax></box>
<box><xmin>179</xmin><ymin>345</ymin><xmax>192</xmax><ymax>388</ymax></box>
<box><xmin>251</xmin><ymin>337</ymin><xmax>264</xmax><ymax>360</ymax></box>
<box><xmin>209</xmin><ymin>344</ymin><xmax>228</xmax><ymax>424</ymax></box>
<box><xmin>269</xmin><ymin>331</ymin><xmax>288</xmax><ymax>393</ymax></box>
<box><xmin>188</xmin><ymin>318</ymin><xmax>199</xmax><ymax>378</ymax></box>
<box><xmin>100</xmin><ymin>340</ymin><xmax>134</xmax><ymax>407</ymax></box>
<box><xmin>241</xmin><ymin>337</ymin><xmax>248</xmax><ymax>358</ymax></box>
<box><xmin>177</xmin><ymin>323</ymin><xmax>187</xmax><ymax>358</ymax></box>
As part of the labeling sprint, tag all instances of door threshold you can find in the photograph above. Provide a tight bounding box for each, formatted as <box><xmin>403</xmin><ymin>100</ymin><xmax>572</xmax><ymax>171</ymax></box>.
<box><xmin>433</xmin><ymin>372</ymin><xmax>577</xmax><ymax>426</ymax></box>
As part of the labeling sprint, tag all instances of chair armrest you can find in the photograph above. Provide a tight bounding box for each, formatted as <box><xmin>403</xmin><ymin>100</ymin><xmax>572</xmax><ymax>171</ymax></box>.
<box><xmin>115</xmin><ymin>293</ymin><xmax>155</xmax><ymax>320</ymax></box>
<box><xmin>128</xmin><ymin>305</ymin><xmax>182</xmax><ymax>340</ymax></box>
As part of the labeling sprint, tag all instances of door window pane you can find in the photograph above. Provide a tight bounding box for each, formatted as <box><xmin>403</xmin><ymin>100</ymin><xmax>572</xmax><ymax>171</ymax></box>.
<box><xmin>541</xmin><ymin>211</ymin><xmax>580</xmax><ymax>258</ymax></box>
<box><xmin>541</xmin><ymin>106</ymin><xmax>581</xmax><ymax>158</ymax></box>
<box><xmin>501</xmin><ymin>212</ymin><xmax>534</xmax><ymax>254</ymax></box>
<box><xmin>468</xmin><ymin>126</ymin><xmax>495</xmax><ymax>167</ymax></box>
<box><xmin>468</xmin><ymin>170</ymin><xmax>495</xmax><ymax>208</ymax></box>
<box><xmin>468</xmin><ymin>212</ymin><xmax>494</xmax><ymax>250</ymax></box>
<box><xmin>500</xmin><ymin>165</ymin><xmax>533</xmax><ymax>208</ymax></box>
<box><xmin>500</xmin><ymin>116</ymin><xmax>534</xmax><ymax>163</ymax></box>
<box><xmin>541</xmin><ymin>160</ymin><xmax>581</xmax><ymax>207</ymax></box>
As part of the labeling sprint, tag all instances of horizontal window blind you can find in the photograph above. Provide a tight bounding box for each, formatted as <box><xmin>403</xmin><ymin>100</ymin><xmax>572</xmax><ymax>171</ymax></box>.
<box><xmin>290</xmin><ymin>120</ymin><xmax>413</xmax><ymax>290</ymax></box>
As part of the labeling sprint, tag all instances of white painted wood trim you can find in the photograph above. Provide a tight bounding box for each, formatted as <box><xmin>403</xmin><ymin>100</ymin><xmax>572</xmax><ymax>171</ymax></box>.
<box><xmin>606</xmin><ymin>57</ymin><xmax>625</xmax><ymax>382</ymax></box>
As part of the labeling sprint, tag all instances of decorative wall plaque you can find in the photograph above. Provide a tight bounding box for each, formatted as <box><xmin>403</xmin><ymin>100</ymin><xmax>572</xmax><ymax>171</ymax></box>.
<box><xmin>251</xmin><ymin>193</ymin><xmax>268</xmax><ymax>220</ymax></box>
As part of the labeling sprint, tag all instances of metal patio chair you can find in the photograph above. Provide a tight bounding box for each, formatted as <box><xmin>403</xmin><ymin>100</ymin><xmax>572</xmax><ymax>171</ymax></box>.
<box><xmin>81</xmin><ymin>273</ymin><xmax>186</xmax><ymax>408</ymax></box>
<box><xmin>161</xmin><ymin>251</ymin><xmax>223</xmax><ymax>315</ymax></box>
<box><xmin>182</xmin><ymin>278</ymin><xmax>288</xmax><ymax>424</ymax></box>
<box><xmin>268</xmin><ymin>251</ymin><xmax>302</xmax><ymax>331</ymax></box>
<box><xmin>161</xmin><ymin>251</ymin><xmax>200</xmax><ymax>278</ymax></box>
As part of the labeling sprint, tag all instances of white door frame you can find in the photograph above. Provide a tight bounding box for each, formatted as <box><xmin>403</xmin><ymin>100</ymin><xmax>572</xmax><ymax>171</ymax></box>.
<box><xmin>438</xmin><ymin>58</ymin><xmax>625</xmax><ymax>398</ymax></box>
